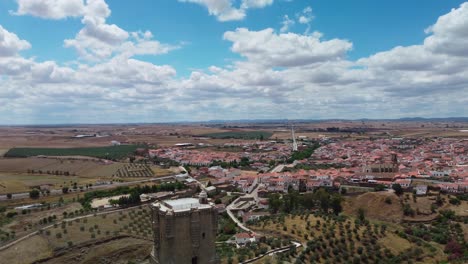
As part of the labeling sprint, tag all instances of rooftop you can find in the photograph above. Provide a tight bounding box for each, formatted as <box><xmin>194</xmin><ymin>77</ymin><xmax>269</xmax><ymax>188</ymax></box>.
<box><xmin>155</xmin><ymin>198</ymin><xmax>212</xmax><ymax>212</ymax></box>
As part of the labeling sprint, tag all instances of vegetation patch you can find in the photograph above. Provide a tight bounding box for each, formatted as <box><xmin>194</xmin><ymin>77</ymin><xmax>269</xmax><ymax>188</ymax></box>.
<box><xmin>5</xmin><ymin>145</ymin><xmax>141</xmax><ymax>160</ymax></box>
<box><xmin>201</xmin><ymin>131</ymin><xmax>273</xmax><ymax>140</ymax></box>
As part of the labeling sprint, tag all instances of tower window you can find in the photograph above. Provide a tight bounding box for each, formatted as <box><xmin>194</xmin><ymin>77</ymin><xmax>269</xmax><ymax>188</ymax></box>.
<box><xmin>202</xmin><ymin>232</ymin><xmax>205</xmax><ymax>239</ymax></box>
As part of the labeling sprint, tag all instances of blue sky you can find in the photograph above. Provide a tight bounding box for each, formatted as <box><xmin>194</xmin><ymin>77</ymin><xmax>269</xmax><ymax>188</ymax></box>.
<box><xmin>0</xmin><ymin>0</ymin><xmax>467</xmax><ymax>124</ymax></box>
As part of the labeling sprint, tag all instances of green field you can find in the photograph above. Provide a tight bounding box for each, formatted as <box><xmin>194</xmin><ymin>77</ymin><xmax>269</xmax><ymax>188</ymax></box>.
<box><xmin>4</xmin><ymin>145</ymin><xmax>140</xmax><ymax>160</ymax></box>
<box><xmin>202</xmin><ymin>131</ymin><xmax>273</xmax><ymax>140</ymax></box>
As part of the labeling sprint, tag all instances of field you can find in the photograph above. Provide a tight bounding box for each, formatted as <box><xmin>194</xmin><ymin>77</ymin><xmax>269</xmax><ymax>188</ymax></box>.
<box><xmin>4</xmin><ymin>145</ymin><xmax>140</xmax><ymax>160</ymax></box>
<box><xmin>343</xmin><ymin>192</ymin><xmax>468</xmax><ymax>222</ymax></box>
<box><xmin>0</xmin><ymin>173</ymin><xmax>98</xmax><ymax>194</ymax></box>
<box><xmin>343</xmin><ymin>192</ymin><xmax>404</xmax><ymax>222</ymax></box>
<box><xmin>201</xmin><ymin>131</ymin><xmax>273</xmax><ymax>140</ymax></box>
<box><xmin>0</xmin><ymin>206</ymin><xmax>154</xmax><ymax>264</ymax></box>
<box><xmin>114</xmin><ymin>163</ymin><xmax>153</xmax><ymax>177</ymax></box>
<box><xmin>248</xmin><ymin>212</ymin><xmax>446</xmax><ymax>264</ymax></box>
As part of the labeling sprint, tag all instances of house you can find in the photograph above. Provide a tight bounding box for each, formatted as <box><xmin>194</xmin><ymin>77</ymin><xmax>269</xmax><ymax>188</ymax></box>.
<box><xmin>205</xmin><ymin>186</ymin><xmax>217</xmax><ymax>194</ymax></box>
<box><xmin>235</xmin><ymin>232</ymin><xmax>255</xmax><ymax>244</ymax></box>
<box><xmin>415</xmin><ymin>185</ymin><xmax>428</xmax><ymax>195</ymax></box>
<box><xmin>214</xmin><ymin>204</ymin><xmax>226</xmax><ymax>213</ymax></box>
<box><xmin>393</xmin><ymin>179</ymin><xmax>411</xmax><ymax>188</ymax></box>
<box><xmin>242</xmin><ymin>211</ymin><xmax>270</xmax><ymax>223</ymax></box>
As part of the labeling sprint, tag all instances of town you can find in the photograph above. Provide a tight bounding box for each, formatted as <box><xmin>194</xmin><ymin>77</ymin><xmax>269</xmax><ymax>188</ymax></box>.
<box><xmin>0</xmin><ymin>120</ymin><xmax>466</xmax><ymax>263</ymax></box>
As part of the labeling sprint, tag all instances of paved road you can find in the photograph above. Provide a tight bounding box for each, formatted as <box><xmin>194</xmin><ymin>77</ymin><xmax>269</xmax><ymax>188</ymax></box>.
<box><xmin>225</xmin><ymin>162</ymin><xmax>284</xmax><ymax>234</ymax></box>
<box><xmin>0</xmin><ymin>175</ymin><xmax>176</xmax><ymax>201</ymax></box>
<box><xmin>270</xmin><ymin>164</ymin><xmax>285</xmax><ymax>173</ymax></box>
<box><xmin>226</xmin><ymin>199</ymin><xmax>253</xmax><ymax>233</ymax></box>
<box><xmin>241</xmin><ymin>240</ymin><xmax>302</xmax><ymax>263</ymax></box>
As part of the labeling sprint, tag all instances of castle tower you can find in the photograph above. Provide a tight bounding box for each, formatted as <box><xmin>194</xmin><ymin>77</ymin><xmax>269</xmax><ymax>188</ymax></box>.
<box><xmin>150</xmin><ymin>197</ymin><xmax>218</xmax><ymax>264</ymax></box>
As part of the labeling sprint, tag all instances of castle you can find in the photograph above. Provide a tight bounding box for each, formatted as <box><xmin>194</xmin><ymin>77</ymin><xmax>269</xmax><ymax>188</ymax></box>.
<box><xmin>150</xmin><ymin>191</ymin><xmax>218</xmax><ymax>264</ymax></box>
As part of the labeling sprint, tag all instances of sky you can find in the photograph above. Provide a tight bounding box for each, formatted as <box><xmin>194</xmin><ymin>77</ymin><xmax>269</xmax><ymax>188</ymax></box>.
<box><xmin>0</xmin><ymin>0</ymin><xmax>467</xmax><ymax>124</ymax></box>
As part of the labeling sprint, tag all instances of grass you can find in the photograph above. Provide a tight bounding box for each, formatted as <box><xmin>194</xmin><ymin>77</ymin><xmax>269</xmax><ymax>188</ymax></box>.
<box><xmin>5</xmin><ymin>145</ymin><xmax>141</xmax><ymax>160</ymax></box>
<box><xmin>0</xmin><ymin>235</ymin><xmax>53</xmax><ymax>264</ymax></box>
<box><xmin>0</xmin><ymin>207</ymin><xmax>153</xmax><ymax>263</ymax></box>
<box><xmin>0</xmin><ymin>149</ymin><xmax>10</xmax><ymax>157</ymax></box>
<box><xmin>0</xmin><ymin>173</ymin><xmax>97</xmax><ymax>194</ymax></box>
<box><xmin>151</xmin><ymin>166</ymin><xmax>173</xmax><ymax>177</ymax></box>
<box><xmin>343</xmin><ymin>192</ymin><xmax>404</xmax><ymax>222</ymax></box>
<box><xmin>201</xmin><ymin>131</ymin><xmax>273</xmax><ymax>140</ymax></box>
<box><xmin>248</xmin><ymin>212</ymin><xmax>445</xmax><ymax>264</ymax></box>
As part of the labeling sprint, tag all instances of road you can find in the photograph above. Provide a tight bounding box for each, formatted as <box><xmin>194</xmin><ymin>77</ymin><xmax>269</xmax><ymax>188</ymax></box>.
<box><xmin>226</xmin><ymin>183</ymin><xmax>262</xmax><ymax>234</ymax></box>
<box><xmin>226</xmin><ymin>198</ymin><xmax>253</xmax><ymax>233</ymax></box>
<box><xmin>270</xmin><ymin>164</ymin><xmax>285</xmax><ymax>173</ymax></box>
<box><xmin>241</xmin><ymin>240</ymin><xmax>302</xmax><ymax>263</ymax></box>
<box><xmin>0</xmin><ymin>175</ymin><xmax>176</xmax><ymax>201</ymax></box>
<box><xmin>225</xmin><ymin>162</ymin><xmax>285</xmax><ymax>234</ymax></box>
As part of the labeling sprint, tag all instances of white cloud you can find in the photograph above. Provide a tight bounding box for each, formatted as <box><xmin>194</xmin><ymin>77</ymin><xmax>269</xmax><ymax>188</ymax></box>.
<box><xmin>298</xmin><ymin>6</ymin><xmax>313</xmax><ymax>24</ymax></box>
<box><xmin>241</xmin><ymin>0</ymin><xmax>274</xmax><ymax>9</ymax></box>
<box><xmin>2</xmin><ymin>1</ymin><xmax>468</xmax><ymax>123</ymax></box>
<box><xmin>0</xmin><ymin>25</ymin><xmax>31</xmax><ymax>57</ymax></box>
<box><xmin>179</xmin><ymin>0</ymin><xmax>245</xmax><ymax>21</ymax></box>
<box><xmin>424</xmin><ymin>2</ymin><xmax>468</xmax><ymax>57</ymax></box>
<box><xmin>224</xmin><ymin>28</ymin><xmax>352</xmax><ymax>67</ymax></box>
<box><xmin>280</xmin><ymin>15</ymin><xmax>295</xmax><ymax>33</ymax></box>
<box><xmin>12</xmin><ymin>0</ymin><xmax>85</xmax><ymax>19</ymax></box>
<box><xmin>62</xmin><ymin>0</ymin><xmax>177</xmax><ymax>61</ymax></box>
<box><xmin>179</xmin><ymin>0</ymin><xmax>273</xmax><ymax>21</ymax></box>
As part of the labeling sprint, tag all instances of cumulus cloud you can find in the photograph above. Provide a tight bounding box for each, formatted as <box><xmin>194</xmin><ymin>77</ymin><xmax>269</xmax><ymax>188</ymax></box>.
<box><xmin>424</xmin><ymin>2</ymin><xmax>468</xmax><ymax>57</ymax></box>
<box><xmin>12</xmin><ymin>0</ymin><xmax>85</xmax><ymax>19</ymax></box>
<box><xmin>2</xmin><ymin>1</ymin><xmax>468</xmax><ymax>123</ymax></box>
<box><xmin>0</xmin><ymin>25</ymin><xmax>31</xmax><ymax>57</ymax></box>
<box><xmin>224</xmin><ymin>28</ymin><xmax>352</xmax><ymax>67</ymax></box>
<box><xmin>179</xmin><ymin>0</ymin><xmax>273</xmax><ymax>21</ymax></box>
<box><xmin>241</xmin><ymin>0</ymin><xmax>274</xmax><ymax>9</ymax></box>
<box><xmin>62</xmin><ymin>0</ymin><xmax>177</xmax><ymax>61</ymax></box>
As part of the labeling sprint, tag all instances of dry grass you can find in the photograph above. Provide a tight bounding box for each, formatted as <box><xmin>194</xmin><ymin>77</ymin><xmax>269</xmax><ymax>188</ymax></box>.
<box><xmin>0</xmin><ymin>207</ymin><xmax>153</xmax><ymax>263</ymax></box>
<box><xmin>343</xmin><ymin>192</ymin><xmax>403</xmax><ymax>222</ymax></box>
<box><xmin>250</xmin><ymin>213</ymin><xmax>445</xmax><ymax>264</ymax></box>
<box><xmin>0</xmin><ymin>158</ymin><xmax>125</xmax><ymax>177</ymax></box>
<box><xmin>150</xmin><ymin>166</ymin><xmax>173</xmax><ymax>177</ymax></box>
<box><xmin>0</xmin><ymin>173</ymin><xmax>99</xmax><ymax>194</ymax></box>
<box><xmin>0</xmin><ymin>235</ymin><xmax>53</xmax><ymax>264</ymax></box>
<box><xmin>0</xmin><ymin>149</ymin><xmax>10</xmax><ymax>157</ymax></box>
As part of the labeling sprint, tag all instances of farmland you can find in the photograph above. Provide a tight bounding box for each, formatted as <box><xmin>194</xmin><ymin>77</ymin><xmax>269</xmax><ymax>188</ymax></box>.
<box><xmin>201</xmin><ymin>131</ymin><xmax>273</xmax><ymax>140</ymax></box>
<box><xmin>247</xmin><ymin>212</ymin><xmax>447</xmax><ymax>264</ymax></box>
<box><xmin>4</xmin><ymin>145</ymin><xmax>140</xmax><ymax>160</ymax></box>
<box><xmin>0</xmin><ymin>173</ymin><xmax>97</xmax><ymax>194</ymax></box>
<box><xmin>0</xmin><ymin>206</ymin><xmax>154</xmax><ymax>264</ymax></box>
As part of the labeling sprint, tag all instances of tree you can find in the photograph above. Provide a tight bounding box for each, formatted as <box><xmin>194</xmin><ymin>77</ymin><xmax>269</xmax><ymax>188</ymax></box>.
<box><xmin>315</xmin><ymin>188</ymin><xmax>330</xmax><ymax>212</ymax></box>
<box><xmin>392</xmin><ymin>184</ymin><xmax>404</xmax><ymax>196</ymax></box>
<box><xmin>29</xmin><ymin>189</ymin><xmax>40</xmax><ymax>199</ymax></box>
<box><xmin>374</xmin><ymin>184</ymin><xmax>386</xmax><ymax>192</ymax></box>
<box><xmin>268</xmin><ymin>193</ymin><xmax>283</xmax><ymax>213</ymax></box>
<box><xmin>331</xmin><ymin>194</ymin><xmax>343</xmax><ymax>215</ymax></box>
<box><xmin>357</xmin><ymin>208</ymin><xmax>366</xmax><ymax>222</ymax></box>
<box><xmin>6</xmin><ymin>193</ymin><xmax>12</xmax><ymax>199</ymax></box>
<box><xmin>62</xmin><ymin>186</ymin><xmax>69</xmax><ymax>194</ymax></box>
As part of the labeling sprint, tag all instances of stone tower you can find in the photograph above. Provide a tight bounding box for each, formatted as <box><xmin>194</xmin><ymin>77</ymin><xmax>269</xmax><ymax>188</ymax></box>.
<box><xmin>150</xmin><ymin>194</ymin><xmax>218</xmax><ymax>264</ymax></box>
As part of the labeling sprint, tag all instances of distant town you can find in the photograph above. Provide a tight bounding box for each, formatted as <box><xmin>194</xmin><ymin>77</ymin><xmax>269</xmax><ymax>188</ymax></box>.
<box><xmin>0</xmin><ymin>120</ymin><xmax>466</xmax><ymax>263</ymax></box>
